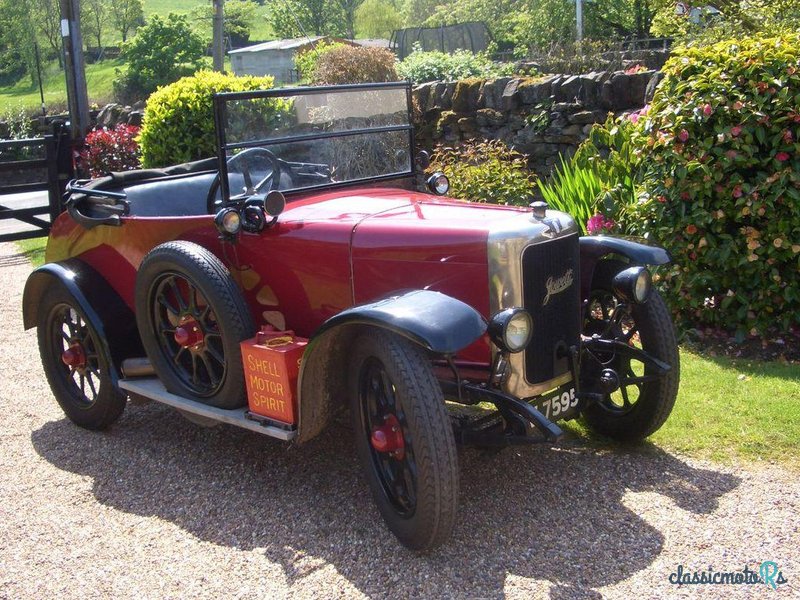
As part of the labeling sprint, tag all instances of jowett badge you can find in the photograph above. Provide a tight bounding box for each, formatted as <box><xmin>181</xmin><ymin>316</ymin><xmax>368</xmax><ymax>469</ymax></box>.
<box><xmin>542</xmin><ymin>268</ymin><xmax>574</xmax><ymax>306</ymax></box>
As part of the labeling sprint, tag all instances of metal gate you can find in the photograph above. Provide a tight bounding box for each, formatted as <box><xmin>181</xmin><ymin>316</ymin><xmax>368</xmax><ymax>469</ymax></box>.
<box><xmin>0</xmin><ymin>127</ymin><xmax>73</xmax><ymax>243</ymax></box>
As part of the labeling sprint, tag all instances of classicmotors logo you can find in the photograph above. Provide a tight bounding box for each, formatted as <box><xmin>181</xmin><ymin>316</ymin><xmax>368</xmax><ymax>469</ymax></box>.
<box><xmin>668</xmin><ymin>562</ymin><xmax>789</xmax><ymax>589</ymax></box>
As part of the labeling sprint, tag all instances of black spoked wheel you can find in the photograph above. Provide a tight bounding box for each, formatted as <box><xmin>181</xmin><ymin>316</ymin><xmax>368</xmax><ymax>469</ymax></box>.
<box><xmin>150</xmin><ymin>272</ymin><xmax>226</xmax><ymax>397</ymax></box>
<box><xmin>581</xmin><ymin>260</ymin><xmax>680</xmax><ymax>440</ymax></box>
<box><xmin>136</xmin><ymin>241</ymin><xmax>255</xmax><ymax>409</ymax></box>
<box><xmin>37</xmin><ymin>286</ymin><xmax>126</xmax><ymax>429</ymax></box>
<box><xmin>359</xmin><ymin>357</ymin><xmax>419</xmax><ymax>516</ymax></box>
<box><xmin>349</xmin><ymin>330</ymin><xmax>459</xmax><ymax>552</ymax></box>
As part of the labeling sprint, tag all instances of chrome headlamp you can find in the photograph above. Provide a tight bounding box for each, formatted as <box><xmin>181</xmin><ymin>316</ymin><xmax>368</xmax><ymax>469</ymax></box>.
<box><xmin>488</xmin><ymin>308</ymin><xmax>533</xmax><ymax>353</ymax></box>
<box><xmin>426</xmin><ymin>172</ymin><xmax>450</xmax><ymax>195</ymax></box>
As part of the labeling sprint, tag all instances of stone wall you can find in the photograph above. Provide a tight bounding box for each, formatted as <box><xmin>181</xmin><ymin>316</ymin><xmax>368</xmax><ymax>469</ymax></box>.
<box><xmin>413</xmin><ymin>70</ymin><xmax>661</xmax><ymax>176</ymax></box>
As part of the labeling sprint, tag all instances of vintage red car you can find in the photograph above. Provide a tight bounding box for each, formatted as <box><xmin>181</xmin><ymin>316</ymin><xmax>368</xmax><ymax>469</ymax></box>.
<box><xmin>23</xmin><ymin>83</ymin><xmax>679</xmax><ymax>551</ymax></box>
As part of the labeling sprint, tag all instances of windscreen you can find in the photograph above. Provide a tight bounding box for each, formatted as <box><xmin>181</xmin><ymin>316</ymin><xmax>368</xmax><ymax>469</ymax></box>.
<box><xmin>215</xmin><ymin>84</ymin><xmax>413</xmax><ymax>201</ymax></box>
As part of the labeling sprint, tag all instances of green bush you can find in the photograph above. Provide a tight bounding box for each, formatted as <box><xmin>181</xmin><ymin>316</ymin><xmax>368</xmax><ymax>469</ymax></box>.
<box><xmin>629</xmin><ymin>33</ymin><xmax>800</xmax><ymax>337</ymax></box>
<box><xmin>538</xmin><ymin>156</ymin><xmax>604</xmax><ymax>235</ymax></box>
<box><xmin>311</xmin><ymin>45</ymin><xmax>398</xmax><ymax>85</ymax></box>
<box><xmin>295</xmin><ymin>40</ymin><xmax>345</xmax><ymax>81</ymax></box>
<box><xmin>138</xmin><ymin>71</ymin><xmax>279</xmax><ymax>168</ymax></box>
<box><xmin>397</xmin><ymin>46</ymin><xmax>515</xmax><ymax>84</ymax></box>
<box><xmin>428</xmin><ymin>140</ymin><xmax>537</xmax><ymax>206</ymax></box>
<box><xmin>113</xmin><ymin>13</ymin><xmax>206</xmax><ymax>104</ymax></box>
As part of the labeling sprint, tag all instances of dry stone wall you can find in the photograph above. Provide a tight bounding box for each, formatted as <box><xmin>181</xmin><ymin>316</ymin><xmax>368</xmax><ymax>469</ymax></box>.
<box><xmin>413</xmin><ymin>70</ymin><xmax>660</xmax><ymax>176</ymax></box>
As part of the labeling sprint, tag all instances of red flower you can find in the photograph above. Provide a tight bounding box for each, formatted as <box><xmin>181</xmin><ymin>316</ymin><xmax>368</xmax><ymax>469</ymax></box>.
<box><xmin>678</xmin><ymin>129</ymin><xmax>690</xmax><ymax>143</ymax></box>
<box><xmin>680</xmin><ymin>191</ymin><xmax>691</xmax><ymax>201</ymax></box>
<box><xmin>657</xmin><ymin>195</ymin><xmax>667</xmax><ymax>203</ymax></box>
<box><xmin>703</xmin><ymin>103</ymin><xmax>713</xmax><ymax>116</ymax></box>
<box><xmin>731</xmin><ymin>126</ymin><xmax>742</xmax><ymax>137</ymax></box>
<box><xmin>685</xmin><ymin>224</ymin><xmax>698</xmax><ymax>235</ymax></box>
<box><xmin>783</xmin><ymin>130</ymin><xmax>794</xmax><ymax>143</ymax></box>
<box><xmin>732</xmin><ymin>186</ymin><xmax>743</xmax><ymax>198</ymax></box>
<box><xmin>726</xmin><ymin>150</ymin><xmax>738</xmax><ymax>160</ymax></box>
<box><xmin>776</xmin><ymin>152</ymin><xmax>791</xmax><ymax>162</ymax></box>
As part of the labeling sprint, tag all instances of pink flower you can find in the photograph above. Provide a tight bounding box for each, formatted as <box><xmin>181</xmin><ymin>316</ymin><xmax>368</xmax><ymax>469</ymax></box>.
<box><xmin>678</xmin><ymin>129</ymin><xmax>690</xmax><ymax>142</ymax></box>
<box><xmin>726</xmin><ymin>150</ymin><xmax>738</xmax><ymax>160</ymax></box>
<box><xmin>733</xmin><ymin>101</ymin><xmax>744</xmax><ymax>110</ymax></box>
<box><xmin>586</xmin><ymin>214</ymin><xmax>616</xmax><ymax>235</ymax></box>
<box><xmin>731</xmin><ymin>126</ymin><xmax>742</xmax><ymax>137</ymax></box>
<box><xmin>783</xmin><ymin>130</ymin><xmax>793</xmax><ymax>143</ymax></box>
<box><xmin>776</xmin><ymin>152</ymin><xmax>791</xmax><ymax>162</ymax></box>
<box><xmin>732</xmin><ymin>186</ymin><xmax>743</xmax><ymax>198</ymax></box>
<box><xmin>703</xmin><ymin>103</ymin><xmax>713</xmax><ymax>116</ymax></box>
<box><xmin>628</xmin><ymin>112</ymin><xmax>640</xmax><ymax>124</ymax></box>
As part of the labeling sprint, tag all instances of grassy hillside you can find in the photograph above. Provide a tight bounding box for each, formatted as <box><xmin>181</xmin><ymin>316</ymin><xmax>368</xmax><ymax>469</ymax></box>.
<box><xmin>0</xmin><ymin>60</ymin><xmax>122</xmax><ymax>114</ymax></box>
<box><xmin>144</xmin><ymin>0</ymin><xmax>274</xmax><ymax>41</ymax></box>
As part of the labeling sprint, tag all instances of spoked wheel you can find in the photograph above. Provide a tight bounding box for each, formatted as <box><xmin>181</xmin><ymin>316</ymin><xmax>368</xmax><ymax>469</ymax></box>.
<box><xmin>349</xmin><ymin>330</ymin><xmax>459</xmax><ymax>552</ymax></box>
<box><xmin>136</xmin><ymin>241</ymin><xmax>255</xmax><ymax>409</ymax></box>
<box><xmin>37</xmin><ymin>286</ymin><xmax>126</xmax><ymax>429</ymax></box>
<box><xmin>581</xmin><ymin>260</ymin><xmax>680</xmax><ymax>441</ymax></box>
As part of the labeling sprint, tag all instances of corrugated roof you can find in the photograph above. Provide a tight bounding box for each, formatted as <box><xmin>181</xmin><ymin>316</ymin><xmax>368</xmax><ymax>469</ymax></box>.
<box><xmin>229</xmin><ymin>36</ymin><xmax>325</xmax><ymax>54</ymax></box>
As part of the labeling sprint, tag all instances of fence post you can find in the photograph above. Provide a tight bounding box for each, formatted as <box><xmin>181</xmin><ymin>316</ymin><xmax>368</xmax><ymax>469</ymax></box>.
<box><xmin>45</xmin><ymin>135</ymin><xmax>61</xmax><ymax>223</ymax></box>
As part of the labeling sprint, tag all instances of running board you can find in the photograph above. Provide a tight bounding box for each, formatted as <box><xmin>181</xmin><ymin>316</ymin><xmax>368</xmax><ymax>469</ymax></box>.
<box><xmin>118</xmin><ymin>377</ymin><xmax>297</xmax><ymax>441</ymax></box>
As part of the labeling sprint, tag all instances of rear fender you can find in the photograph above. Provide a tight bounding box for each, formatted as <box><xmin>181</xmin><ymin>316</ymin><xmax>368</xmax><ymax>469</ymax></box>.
<box><xmin>295</xmin><ymin>290</ymin><xmax>487</xmax><ymax>443</ymax></box>
<box><xmin>579</xmin><ymin>236</ymin><xmax>671</xmax><ymax>299</ymax></box>
<box><xmin>23</xmin><ymin>259</ymin><xmax>143</xmax><ymax>384</ymax></box>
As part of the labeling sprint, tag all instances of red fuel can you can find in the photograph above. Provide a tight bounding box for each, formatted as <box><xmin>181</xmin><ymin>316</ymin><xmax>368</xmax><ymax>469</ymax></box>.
<box><xmin>240</xmin><ymin>328</ymin><xmax>307</xmax><ymax>425</ymax></box>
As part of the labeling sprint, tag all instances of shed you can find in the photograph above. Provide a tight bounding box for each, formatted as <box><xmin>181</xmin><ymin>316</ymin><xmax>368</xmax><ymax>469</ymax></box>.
<box><xmin>229</xmin><ymin>36</ymin><xmax>356</xmax><ymax>84</ymax></box>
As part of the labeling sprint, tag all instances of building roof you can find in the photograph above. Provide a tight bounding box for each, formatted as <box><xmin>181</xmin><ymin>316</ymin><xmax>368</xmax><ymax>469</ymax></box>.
<box><xmin>229</xmin><ymin>36</ymin><xmax>326</xmax><ymax>54</ymax></box>
<box><xmin>353</xmin><ymin>38</ymin><xmax>392</xmax><ymax>48</ymax></box>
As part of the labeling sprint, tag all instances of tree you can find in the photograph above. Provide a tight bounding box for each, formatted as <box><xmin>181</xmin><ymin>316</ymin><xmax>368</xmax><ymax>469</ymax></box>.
<box><xmin>82</xmin><ymin>0</ymin><xmax>108</xmax><ymax>52</ymax></box>
<box><xmin>335</xmin><ymin>0</ymin><xmax>363</xmax><ymax>39</ymax></box>
<box><xmin>109</xmin><ymin>0</ymin><xmax>144</xmax><ymax>43</ymax></box>
<box><xmin>266</xmin><ymin>0</ymin><xmax>345</xmax><ymax>37</ymax></box>
<box><xmin>191</xmin><ymin>0</ymin><xmax>255</xmax><ymax>47</ymax></box>
<box><xmin>355</xmin><ymin>0</ymin><xmax>401</xmax><ymax>38</ymax></box>
<box><xmin>113</xmin><ymin>13</ymin><xmax>206</xmax><ymax>103</ymax></box>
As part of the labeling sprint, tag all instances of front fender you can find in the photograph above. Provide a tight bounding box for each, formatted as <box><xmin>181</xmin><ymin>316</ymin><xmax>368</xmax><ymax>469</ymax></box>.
<box><xmin>579</xmin><ymin>236</ymin><xmax>671</xmax><ymax>299</ymax></box>
<box><xmin>295</xmin><ymin>289</ymin><xmax>487</xmax><ymax>443</ymax></box>
<box><xmin>23</xmin><ymin>259</ymin><xmax>143</xmax><ymax>383</ymax></box>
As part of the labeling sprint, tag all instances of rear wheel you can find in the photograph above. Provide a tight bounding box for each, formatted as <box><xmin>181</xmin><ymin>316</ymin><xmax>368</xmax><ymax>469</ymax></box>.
<box><xmin>349</xmin><ymin>330</ymin><xmax>459</xmax><ymax>552</ymax></box>
<box><xmin>37</xmin><ymin>286</ymin><xmax>126</xmax><ymax>429</ymax></box>
<box><xmin>135</xmin><ymin>241</ymin><xmax>255</xmax><ymax>409</ymax></box>
<box><xmin>581</xmin><ymin>260</ymin><xmax>679</xmax><ymax>440</ymax></box>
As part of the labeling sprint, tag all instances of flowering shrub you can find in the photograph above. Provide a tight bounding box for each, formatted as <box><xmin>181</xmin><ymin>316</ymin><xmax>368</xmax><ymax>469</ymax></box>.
<box><xmin>586</xmin><ymin>213</ymin><xmax>616</xmax><ymax>234</ymax></box>
<box><xmin>629</xmin><ymin>33</ymin><xmax>800</xmax><ymax>337</ymax></box>
<box><xmin>428</xmin><ymin>140</ymin><xmax>537</xmax><ymax>206</ymax></box>
<box><xmin>79</xmin><ymin>124</ymin><xmax>141</xmax><ymax>177</ymax></box>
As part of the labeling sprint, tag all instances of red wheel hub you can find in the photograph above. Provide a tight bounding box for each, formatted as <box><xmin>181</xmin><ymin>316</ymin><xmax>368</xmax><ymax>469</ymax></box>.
<box><xmin>61</xmin><ymin>343</ymin><xmax>86</xmax><ymax>368</ymax></box>
<box><xmin>370</xmin><ymin>414</ymin><xmax>405</xmax><ymax>458</ymax></box>
<box><xmin>174</xmin><ymin>319</ymin><xmax>204</xmax><ymax>348</ymax></box>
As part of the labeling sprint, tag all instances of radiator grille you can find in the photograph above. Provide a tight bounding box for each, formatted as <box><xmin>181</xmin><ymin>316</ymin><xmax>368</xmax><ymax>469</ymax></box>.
<box><xmin>521</xmin><ymin>234</ymin><xmax>581</xmax><ymax>384</ymax></box>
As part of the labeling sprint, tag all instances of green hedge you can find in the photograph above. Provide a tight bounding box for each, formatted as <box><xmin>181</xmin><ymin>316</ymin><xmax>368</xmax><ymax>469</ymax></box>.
<box><xmin>630</xmin><ymin>34</ymin><xmax>800</xmax><ymax>337</ymax></box>
<box><xmin>138</xmin><ymin>71</ymin><xmax>277</xmax><ymax>168</ymax></box>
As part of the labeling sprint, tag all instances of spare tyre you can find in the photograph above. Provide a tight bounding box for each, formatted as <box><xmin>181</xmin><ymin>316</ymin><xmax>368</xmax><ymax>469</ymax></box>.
<box><xmin>135</xmin><ymin>241</ymin><xmax>255</xmax><ymax>409</ymax></box>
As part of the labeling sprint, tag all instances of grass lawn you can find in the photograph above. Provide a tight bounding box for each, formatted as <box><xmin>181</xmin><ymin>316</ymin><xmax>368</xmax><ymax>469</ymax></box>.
<box><xmin>11</xmin><ymin>237</ymin><xmax>800</xmax><ymax>468</ymax></box>
<box><xmin>0</xmin><ymin>60</ymin><xmax>122</xmax><ymax>113</ymax></box>
<box><xmin>144</xmin><ymin>0</ymin><xmax>274</xmax><ymax>41</ymax></box>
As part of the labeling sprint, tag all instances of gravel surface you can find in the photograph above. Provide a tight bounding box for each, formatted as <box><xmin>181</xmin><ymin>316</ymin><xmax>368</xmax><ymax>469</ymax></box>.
<box><xmin>0</xmin><ymin>241</ymin><xmax>798</xmax><ymax>599</ymax></box>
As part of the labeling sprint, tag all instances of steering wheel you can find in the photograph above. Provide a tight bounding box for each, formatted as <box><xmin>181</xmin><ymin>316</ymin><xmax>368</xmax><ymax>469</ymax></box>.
<box><xmin>206</xmin><ymin>148</ymin><xmax>282</xmax><ymax>213</ymax></box>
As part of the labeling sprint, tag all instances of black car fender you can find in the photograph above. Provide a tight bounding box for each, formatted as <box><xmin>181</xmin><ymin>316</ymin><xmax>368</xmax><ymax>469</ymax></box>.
<box><xmin>579</xmin><ymin>236</ymin><xmax>671</xmax><ymax>300</ymax></box>
<box><xmin>294</xmin><ymin>289</ymin><xmax>487</xmax><ymax>443</ymax></box>
<box><xmin>23</xmin><ymin>259</ymin><xmax>143</xmax><ymax>384</ymax></box>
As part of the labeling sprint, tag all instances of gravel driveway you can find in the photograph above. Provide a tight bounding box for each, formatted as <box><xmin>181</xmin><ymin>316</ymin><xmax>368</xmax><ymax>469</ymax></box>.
<box><xmin>0</xmin><ymin>241</ymin><xmax>797</xmax><ymax>599</ymax></box>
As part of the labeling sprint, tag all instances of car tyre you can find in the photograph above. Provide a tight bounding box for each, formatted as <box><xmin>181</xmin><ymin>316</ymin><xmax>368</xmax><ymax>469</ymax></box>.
<box><xmin>349</xmin><ymin>329</ymin><xmax>459</xmax><ymax>552</ymax></box>
<box><xmin>581</xmin><ymin>260</ymin><xmax>680</xmax><ymax>440</ymax></box>
<box><xmin>37</xmin><ymin>285</ymin><xmax>126</xmax><ymax>429</ymax></box>
<box><xmin>135</xmin><ymin>241</ymin><xmax>255</xmax><ymax>409</ymax></box>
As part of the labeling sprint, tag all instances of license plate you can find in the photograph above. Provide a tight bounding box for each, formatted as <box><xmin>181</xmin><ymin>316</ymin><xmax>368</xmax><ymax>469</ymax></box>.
<box><xmin>533</xmin><ymin>385</ymin><xmax>578</xmax><ymax>421</ymax></box>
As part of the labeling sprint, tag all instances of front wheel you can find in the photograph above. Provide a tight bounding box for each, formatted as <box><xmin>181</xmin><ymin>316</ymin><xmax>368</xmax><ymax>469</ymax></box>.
<box><xmin>349</xmin><ymin>330</ymin><xmax>459</xmax><ymax>552</ymax></box>
<box><xmin>581</xmin><ymin>260</ymin><xmax>680</xmax><ymax>441</ymax></box>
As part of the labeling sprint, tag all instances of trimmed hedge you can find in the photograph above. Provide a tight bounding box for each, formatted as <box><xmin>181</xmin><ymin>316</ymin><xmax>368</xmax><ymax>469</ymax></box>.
<box><xmin>138</xmin><ymin>71</ymin><xmax>277</xmax><ymax>168</ymax></box>
<box><xmin>630</xmin><ymin>34</ymin><xmax>800</xmax><ymax>337</ymax></box>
